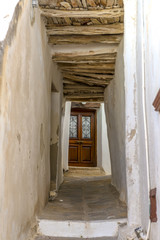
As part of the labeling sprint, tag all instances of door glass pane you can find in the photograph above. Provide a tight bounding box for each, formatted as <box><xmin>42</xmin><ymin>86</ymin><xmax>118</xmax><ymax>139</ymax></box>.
<box><xmin>69</xmin><ymin>115</ymin><xmax>78</xmax><ymax>138</ymax></box>
<box><xmin>82</xmin><ymin>116</ymin><xmax>91</xmax><ymax>139</ymax></box>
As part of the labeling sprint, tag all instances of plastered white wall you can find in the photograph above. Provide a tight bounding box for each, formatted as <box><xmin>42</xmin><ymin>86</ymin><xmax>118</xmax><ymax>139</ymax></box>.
<box><xmin>97</xmin><ymin>104</ymin><xmax>111</xmax><ymax>174</ymax></box>
<box><xmin>123</xmin><ymin>0</ymin><xmax>141</xmax><ymax>226</ymax></box>
<box><xmin>120</xmin><ymin>1</ymin><xmax>160</xmax><ymax>238</ymax></box>
<box><xmin>0</xmin><ymin>0</ymin><xmax>19</xmax><ymax>41</ymax></box>
<box><xmin>104</xmin><ymin>39</ymin><xmax>126</xmax><ymax>203</ymax></box>
<box><xmin>62</xmin><ymin>101</ymin><xmax>71</xmax><ymax>171</ymax></box>
<box><xmin>142</xmin><ymin>1</ymin><xmax>160</xmax><ymax>239</ymax></box>
<box><xmin>123</xmin><ymin>1</ymin><xmax>160</xmax><ymax>237</ymax></box>
<box><xmin>0</xmin><ymin>1</ymin><xmax>62</xmax><ymax>239</ymax></box>
<box><xmin>50</xmin><ymin>92</ymin><xmax>61</xmax><ymax>189</ymax></box>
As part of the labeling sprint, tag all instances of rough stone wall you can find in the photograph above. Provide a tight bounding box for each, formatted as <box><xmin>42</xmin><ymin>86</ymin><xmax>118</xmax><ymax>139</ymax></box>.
<box><xmin>0</xmin><ymin>1</ymin><xmax>61</xmax><ymax>239</ymax></box>
<box><xmin>104</xmin><ymin>38</ymin><xmax>126</xmax><ymax>202</ymax></box>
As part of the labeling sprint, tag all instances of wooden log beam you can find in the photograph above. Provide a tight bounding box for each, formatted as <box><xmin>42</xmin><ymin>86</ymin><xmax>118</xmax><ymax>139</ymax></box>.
<box><xmin>64</xmin><ymin>89</ymin><xmax>104</xmax><ymax>94</ymax></box>
<box><xmin>55</xmin><ymin>59</ymin><xmax>115</xmax><ymax>64</ymax></box>
<box><xmin>63</xmin><ymin>72</ymin><xmax>114</xmax><ymax>80</ymax></box>
<box><xmin>63</xmin><ymin>73</ymin><xmax>111</xmax><ymax>86</ymax></box>
<box><xmin>63</xmin><ymin>77</ymin><xmax>110</xmax><ymax>86</ymax></box>
<box><xmin>64</xmin><ymin>93</ymin><xmax>104</xmax><ymax>98</ymax></box>
<box><xmin>65</xmin><ymin>97</ymin><xmax>104</xmax><ymax>102</ymax></box>
<box><xmin>61</xmin><ymin>68</ymin><xmax>115</xmax><ymax>74</ymax></box>
<box><xmin>63</xmin><ymin>84</ymin><xmax>105</xmax><ymax>91</ymax></box>
<box><xmin>48</xmin><ymin>34</ymin><xmax>123</xmax><ymax>45</ymax></box>
<box><xmin>63</xmin><ymin>87</ymin><xmax>105</xmax><ymax>93</ymax></box>
<box><xmin>60</xmin><ymin>63</ymin><xmax>115</xmax><ymax>70</ymax></box>
<box><xmin>52</xmin><ymin>52</ymin><xmax>117</xmax><ymax>63</ymax></box>
<box><xmin>47</xmin><ymin>23</ymin><xmax>124</xmax><ymax>35</ymax></box>
<box><xmin>41</xmin><ymin>8</ymin><xmax>124</xmax><ymax>19</ymax></box>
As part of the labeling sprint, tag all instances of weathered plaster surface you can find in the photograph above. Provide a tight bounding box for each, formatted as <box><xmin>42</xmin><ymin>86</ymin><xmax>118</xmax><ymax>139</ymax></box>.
<box><xmin>0</xmin><ymin>0</ymin><xmax>20</xmax><ymax>41</ymax></box>
<box><xmin>104</xmin><ymin>39</ymin><xmax>126</xmax><ymax>203</ymax></box>
<box><xmin>62</xmin><ymin>101</ymin><xmax>71</xmax><ymax>171</ymax></box>
<box><xmin>97</xmin><ymin>103</ymin><xmax>111</xmax><ymax>174</ymax></box>
<box><xmin>123</xmin><ymin>0</ymin><xmax>142</xmax><ymax>228</ymax></box>
<box><xmin>0</xmin><ymin>1</ymin><xmax>61</xmax><ymax>239</ymax></box>
<box><xmin>142</xmin><ymin>1</ymin><xmax>160</xmax><ymax>239</ymax></box>
<box><xmin>119</xmin><ymin>1</ymin><xmax>160</xmax><ymax>239</ymax></box>
<box><xmin>50</xmin><ymin>91</ymin><xmax>64</xmax><ymax>191</ymax></box>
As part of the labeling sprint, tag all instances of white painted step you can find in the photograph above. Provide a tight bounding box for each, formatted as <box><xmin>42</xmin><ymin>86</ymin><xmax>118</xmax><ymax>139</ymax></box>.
<box><xmin>35</xmin><ymin>237</ymin><xmax>117</xmax><ymax>240</ymax></box>
<box><xmin>38</xmin><ymin>219</ymin><xmax>127</xmax><ymax>238</ymax></box>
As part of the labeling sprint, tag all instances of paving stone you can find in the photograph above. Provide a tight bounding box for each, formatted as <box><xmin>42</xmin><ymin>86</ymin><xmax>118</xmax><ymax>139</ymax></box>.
<box><xmin>39</xmin><ymin>175</ymin><xmax>127</xmax><ymax>221</ymax></box>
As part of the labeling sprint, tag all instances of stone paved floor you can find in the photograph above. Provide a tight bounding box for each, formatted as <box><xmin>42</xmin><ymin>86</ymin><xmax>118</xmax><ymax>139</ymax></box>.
<box><xmin>39</xmin><ymin>175</ymin><xmax>127</xmax><ymax>221</ymax></box>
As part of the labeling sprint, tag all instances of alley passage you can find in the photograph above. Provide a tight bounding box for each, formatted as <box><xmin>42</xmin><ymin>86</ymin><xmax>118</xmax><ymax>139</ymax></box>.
<box><xmin>39</xmin><ymin>171</ymin><xmax>127</xmax><ymax>221</ymax></box>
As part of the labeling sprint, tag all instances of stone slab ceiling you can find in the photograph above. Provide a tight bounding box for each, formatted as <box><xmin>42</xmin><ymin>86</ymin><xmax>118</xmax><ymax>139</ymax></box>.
<box><xmin>39</xmin><ymin>0</ymin><xmax>124</xmax><ymax>102</ymax></box>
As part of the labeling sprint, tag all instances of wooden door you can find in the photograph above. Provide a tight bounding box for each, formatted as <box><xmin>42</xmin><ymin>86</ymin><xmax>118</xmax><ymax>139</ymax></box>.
<box><xmin>69</xmin><ymin>109</ymin><xmax>96</xmax><ymax>167</ymax></box>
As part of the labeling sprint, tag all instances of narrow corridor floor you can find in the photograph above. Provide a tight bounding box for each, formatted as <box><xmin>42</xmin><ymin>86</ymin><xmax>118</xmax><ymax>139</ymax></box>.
<box><xmin>39</xmin><ymin>174</ymin><xmax>127</xmax><ymax>221</ymax></box>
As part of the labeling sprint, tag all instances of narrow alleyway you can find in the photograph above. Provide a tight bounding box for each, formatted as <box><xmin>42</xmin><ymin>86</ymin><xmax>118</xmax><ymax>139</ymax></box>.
<box><xmin>36</xmin><ymin>168</ymin><xmax>127</xmax><ymax>239</ymax></box>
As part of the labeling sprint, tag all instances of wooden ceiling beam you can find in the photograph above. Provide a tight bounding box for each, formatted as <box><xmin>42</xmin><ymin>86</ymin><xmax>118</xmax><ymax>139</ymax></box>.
<box><xmin>59</xmin><ymin>63</ymin><xmax>115</xmax><ymax>70</ymax></box>
<box><xmin>47</xmin><ymin>23</ymin><xmax>123</xmax><ymax>35</ymax></box>
<box><xmin>48</xmin><ymin>34</ymin><xmax>123</xmax><ymax>45</ymax></box>
<box><xmin>64</xmin><ymin>90</ymin><xmax>104</xmax><ymax>94</ymax></box>
<box><xmin>52</xmin><ymin>51</ymin><xmax>117</xmax><ymax>63</ymax></box>
<box><xmin>63</xmin><ymin>72</ymin><xmax>114</xmax><ymax>80</ymax></box>
<box><xmin>63</xmin><ymin>84</ymin><xmax>105</xmax><ymax>91</ymax></box>
<box><xmin>61</xmin><ymin>68</ymin><xmax>115</xmax><ymax>74</ymax></box>
<box><xmin>63</xmin><ymin>77</ymin><xmax>109</xmax><ymax>86</ymax></box>
<box><xmin>41</xmin><ymin>8</ymin><xmax>124</xmax><ymax>19</ymax></box>
<box><xmin>63</xmin><ymin>73</ymin><xmax>111</xmax><ymax>85</ymax></box>
<box><xmin>65</xmin><ymin>96</ymin><xmax>104</xmax><ymax>102</ymax></box>
<box><xmin>64</xmin><ymin>93</ymin><xmax>104</xmax><ymax>98</ymax></box>
<box><xmin>55</xmin><ymin>59</ymin><xmax>115</xmax><ymax>64</ymax></box>
<box><xmin>65</xmin><ymin>97</ymin><xmax>104</xmax><ymax>103</ymax></box>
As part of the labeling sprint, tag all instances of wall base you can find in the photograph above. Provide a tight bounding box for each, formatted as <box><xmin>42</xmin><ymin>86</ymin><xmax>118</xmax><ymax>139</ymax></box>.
<box><xmin>118</xmin><ymin>224</ymin><xmax>139</xmax><ymax>240</ymax></box>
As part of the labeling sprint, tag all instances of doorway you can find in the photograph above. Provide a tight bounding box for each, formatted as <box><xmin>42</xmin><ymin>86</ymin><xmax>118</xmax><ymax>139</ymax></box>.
<box><xmin>68</xmin><ymin>108</ymin><xmax>97</xmax><ymax>167</ymax></box>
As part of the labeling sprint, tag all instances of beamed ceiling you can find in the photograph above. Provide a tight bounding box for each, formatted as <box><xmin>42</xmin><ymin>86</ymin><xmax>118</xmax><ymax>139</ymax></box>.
<box><xmin>39</xmin><ymin>0</ymin><xmax>124</xmax><ymax>102</ymax></box>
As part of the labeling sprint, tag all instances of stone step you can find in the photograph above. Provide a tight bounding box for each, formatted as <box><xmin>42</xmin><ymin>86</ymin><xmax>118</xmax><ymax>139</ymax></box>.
<box><xmin>65</xmin><ymin>167</ymin><xmax>107</xmax><ymax>177</ymax></box>
<box><xmin>35</xmin><ymin>236</ymin><xmax>117</xmax><ymax>240</ymax></box>
<box><xmin>37</xmin><ymin>219</ymin><xmax>126</xmax><ymax>238</ymax></box>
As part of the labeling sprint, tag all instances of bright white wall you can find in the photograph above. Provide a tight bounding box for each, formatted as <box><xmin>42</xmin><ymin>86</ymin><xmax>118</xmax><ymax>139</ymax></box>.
<box><xmin>0</xmin><ymin>0</ymin><xmax>19</xmax><ymax>41</ymax></box>
<box><xmin>97</xmin><ymin>104</ymin><xmax>111</xmax><ymax>174</ymax></box>
<box><xmin>123</xmin><ymin>0</ymin><xmax>141</xmax><ymax>227</ymax></box>
<box><xmin>0</xmin><ymin>1</ymin><xmax>62</xmax><ymax>240</ymax></box>
<box><xmin>142</xmin><ymin>1</ymin><xmax>160</xmax><ymax>239</ymax></box>
<box><xmin>104</xmin><ymin>39</ymin><xmax>127</xmax><ymax>203</ymax></box>
<box><xmin>119</xmin><ymin>1</ymin><xmax>160</xmax><ymax>239</ymax></box>
<box><xmin>62</xmin><ymin>101</ymin><xmax>71</xmax><ymax>171</ymax></box>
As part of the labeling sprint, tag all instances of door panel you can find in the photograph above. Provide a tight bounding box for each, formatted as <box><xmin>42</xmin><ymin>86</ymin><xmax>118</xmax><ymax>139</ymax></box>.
<box><xmin>68</xmin><ymin>109</ymin><xmax>96</xmax><ymax>167</ymax></box>
<box><xmin>69</xmin><ymin>145</ymin><xmax>79</xmax><ymax>163</ymax></box>
<box><xmin>81</xmin><ymin>145</ymin><xmax>92</xmax><ymax>163</ymax></box>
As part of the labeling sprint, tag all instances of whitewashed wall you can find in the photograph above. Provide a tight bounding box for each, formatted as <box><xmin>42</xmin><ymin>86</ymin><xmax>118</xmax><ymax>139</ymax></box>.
<box><xmin>118</xmin><ymin>1</ymin><xmax>160</xmax><ymax>239</ymax></box>
<box><xmin>0</xmin><ymin>0</ymin><xmax>19</xmax><ymax>41</ymax></box>
<box><xmin>104</xmin><ymin>39</ymin><xmax>127</xmax><ymax>203</ymax></box>
<box><xmin>142</xmin><ymin>1</ymin><xmax>160</xmax><ymax>239</ymax></box>
<box><xmin>62</xmin><ymin>101</ymin><xmax>71</xmax><ymax>171</ymax></box>
<box><xmin>0</xmin><ymin>1</ymin><xmax>62</xmax><ymax>239</ymax></box>
<box><xmin>97</xmin><ymin>103</ymin><xmax>111</xmax><ymax>174</ymax></box>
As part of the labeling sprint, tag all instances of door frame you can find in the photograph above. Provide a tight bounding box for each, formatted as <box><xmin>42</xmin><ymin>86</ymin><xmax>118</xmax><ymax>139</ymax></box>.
<box><xmin>69</xmin><ymin>107</ymin><xmax>97</xmax><ymax>167</ymax></box>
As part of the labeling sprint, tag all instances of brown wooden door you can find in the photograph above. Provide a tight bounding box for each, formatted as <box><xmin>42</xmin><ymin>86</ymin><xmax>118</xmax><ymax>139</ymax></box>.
<box><xmin>69</xmin><ymin>109</ymin><xmax>96</xmax><ymax>167</ymax></box>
